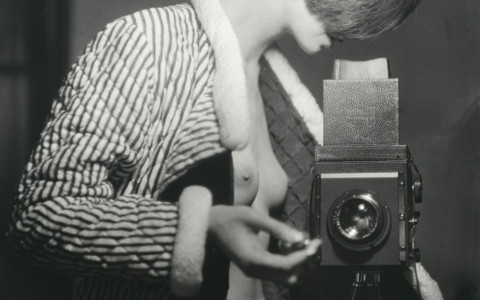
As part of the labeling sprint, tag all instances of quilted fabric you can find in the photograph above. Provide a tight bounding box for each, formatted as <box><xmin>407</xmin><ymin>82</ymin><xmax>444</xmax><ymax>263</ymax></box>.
<box><xmin>261</xmin><ymin>59</ymin><xmax>316</xmax><ymax>232</ymax></box>
<box><xmin>6</xmin><ymin>5</ymin><xmax>226</xmax><ymax>300</ymax></box>
<box><xmin>260</xmin><ymin>58</ymin><xmax>317</xmax><ymax>300</ymax></box>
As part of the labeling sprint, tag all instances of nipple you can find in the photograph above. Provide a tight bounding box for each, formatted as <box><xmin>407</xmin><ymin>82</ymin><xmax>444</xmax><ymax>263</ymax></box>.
<box><xmin>232</xmin><ymin>149</ymin><xmax>258</xmax><ymax>186</ymax></box>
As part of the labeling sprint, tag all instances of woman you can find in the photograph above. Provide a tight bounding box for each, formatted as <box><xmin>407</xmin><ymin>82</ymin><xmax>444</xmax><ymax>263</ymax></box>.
<box><xmin>7</xmin><ymin>0</ymin><xmax>440</xmax><ymax>299</ymax></box>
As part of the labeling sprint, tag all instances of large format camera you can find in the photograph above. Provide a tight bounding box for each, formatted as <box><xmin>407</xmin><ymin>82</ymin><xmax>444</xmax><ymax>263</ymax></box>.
<box><xmin>310</xmin><ymin>59</ymin><xmax>422</xmax><ymax>271</ymax></box>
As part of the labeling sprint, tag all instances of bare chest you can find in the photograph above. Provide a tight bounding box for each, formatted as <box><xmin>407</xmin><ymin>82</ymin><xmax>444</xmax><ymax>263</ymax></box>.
<box><xmin>232</xmin><ymin>84</ymin><xmax>288</xmax><ymax>211</ymax></box>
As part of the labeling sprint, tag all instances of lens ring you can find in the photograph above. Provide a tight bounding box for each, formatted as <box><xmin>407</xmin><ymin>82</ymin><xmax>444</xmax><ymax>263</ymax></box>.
<box><xmin>335</xmin><ymin>196</ymin><xmax>379</xmax><ymax>241</ymax></box>
<box><xmin>327</xmin><ymin>189</ymin><xmax>391</xmax><ymax>251</ymax></box>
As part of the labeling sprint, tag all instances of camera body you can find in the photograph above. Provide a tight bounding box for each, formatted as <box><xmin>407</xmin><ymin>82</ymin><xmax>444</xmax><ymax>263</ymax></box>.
<box><xmin>310</xmin><ymin>73</ymin><xmax>422</xmax><ymax>269</ymax></box>
<box><xmin>311</xmin><ymin>144</ymin><xmax>421</xmax><ymax>267</ymax></box>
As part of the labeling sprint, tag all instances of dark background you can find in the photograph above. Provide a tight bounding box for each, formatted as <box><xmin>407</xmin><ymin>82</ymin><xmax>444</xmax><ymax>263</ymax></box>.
<box><xmin>1</xmin><ymin>0</ymin><xmax>479</xmax><ymax>299</ymax></box>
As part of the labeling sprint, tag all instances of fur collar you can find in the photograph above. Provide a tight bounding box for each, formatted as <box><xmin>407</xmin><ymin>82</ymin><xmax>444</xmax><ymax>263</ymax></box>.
<box><xmin>191</xmin><ymin>0</ymin><xmax>324</xmax><ymax>148</ymax></box>
<box><xmin>263</xmin><ymin>49</ymin><xmax>324</xmax><ymax>145</ymax></box>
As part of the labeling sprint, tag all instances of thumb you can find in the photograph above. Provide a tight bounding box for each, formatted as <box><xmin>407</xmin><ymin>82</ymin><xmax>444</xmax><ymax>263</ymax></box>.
<box><xmin>246</xmin><ymin>210</ymin><xmax>305</xmax><ymax>243</ymax></box>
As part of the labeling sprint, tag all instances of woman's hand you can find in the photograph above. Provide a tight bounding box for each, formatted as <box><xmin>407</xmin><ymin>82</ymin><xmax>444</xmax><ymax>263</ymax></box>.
<box><xmin>208</xmin><ymin>205</ymin><xmax>321</xmax><ymax>285</ymax></box>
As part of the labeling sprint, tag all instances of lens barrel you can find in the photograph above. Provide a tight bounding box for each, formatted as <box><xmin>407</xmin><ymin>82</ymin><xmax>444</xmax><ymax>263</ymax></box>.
<box><xmin>327</xmin><ymin>190</ymin><xmax>391</xmax><ymax>251</ymax></box>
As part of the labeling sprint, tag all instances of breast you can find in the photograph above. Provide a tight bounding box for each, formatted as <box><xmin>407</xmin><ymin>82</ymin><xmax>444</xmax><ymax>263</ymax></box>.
<box><xmin>230</xmin><ymin>82</ymin><xmax>289</xmax><ymax>209</ymax></box>
<box><xmin>232</xmin><ymin>149</ymin><xmax>260</xmax><ymax>206</ymax></box>
<box><xmin>255</xmin><ymin>149</ymin><xmax>289</xmax><ymax>212</ymax></box>
<box><xmin>231</xmin><ymin>144</ymin><xmax>288</xmax><ymax>211</ymax></box>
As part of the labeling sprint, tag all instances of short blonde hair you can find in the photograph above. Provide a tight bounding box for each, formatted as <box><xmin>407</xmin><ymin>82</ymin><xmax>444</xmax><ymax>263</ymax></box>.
<box><xmin>306</xmin><ymin>0</ymin><xmax>420</xmax><ymax>40</ymax></box>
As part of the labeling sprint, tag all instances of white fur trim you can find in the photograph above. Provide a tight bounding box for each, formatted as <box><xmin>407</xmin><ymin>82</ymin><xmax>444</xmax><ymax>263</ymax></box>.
<box><xmin>415</xmin><ymin>263</ymin><xmax>444</xmax><ymax>300</ymax></box>
<box><xmin>264</xmin><ymin>48</ymin><xmax>324</xmax><ymax>145</ymax></box>
<box><xmin>170</xmin><ymin>186</ymin><xmax>212</xmax><ymax>297</ymax></box>
<box><xmin>191</xmin><ymin>0</ymin><xmax>250</xmax><ymax>150</ymax></box>
<box><xmin>191</xmin><ymin>0</ymin><xmax>322</xmax><ymax>148</ymax></box>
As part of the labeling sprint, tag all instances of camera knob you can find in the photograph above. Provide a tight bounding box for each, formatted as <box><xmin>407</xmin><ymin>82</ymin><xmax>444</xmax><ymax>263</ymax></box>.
<box><xmin>409</xmin><ymin>212</ymin><xmax>420</xmax><ymax>226</ymax></box>
<box><xmin>412</xmin><ymin>174</ymin><xmax>423</xmax><ymax>203</ymax></box>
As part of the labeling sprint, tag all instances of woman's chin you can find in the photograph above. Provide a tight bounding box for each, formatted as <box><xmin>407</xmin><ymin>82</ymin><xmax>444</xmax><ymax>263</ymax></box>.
<box><xmin>299</xmin><ymin>43</ymin><xmax>321</xmax><ymax>55</ymax></box>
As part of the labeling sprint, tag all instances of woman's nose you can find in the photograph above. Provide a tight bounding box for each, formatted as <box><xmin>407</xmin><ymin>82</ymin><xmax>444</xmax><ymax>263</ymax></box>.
<box><xmin>320</xmin><ymin>34</ymin><xmax>333</xmax><ymax>49</ymax></box>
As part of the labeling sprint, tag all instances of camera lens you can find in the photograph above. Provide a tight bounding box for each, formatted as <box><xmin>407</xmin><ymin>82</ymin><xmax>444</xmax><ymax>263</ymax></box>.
<box><xmin>338</xmin><ymin>199</ymin><xmax>378</xmax><ymax>240</ymax></box>
<box><xmin>327</xmin><ymin>190</ymin><xmax>391</xmax><ymax>251</ymax></box>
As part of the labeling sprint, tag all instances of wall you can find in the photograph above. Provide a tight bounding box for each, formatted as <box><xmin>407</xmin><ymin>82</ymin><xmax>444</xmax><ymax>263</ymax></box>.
<box><xmin>1</xmin><ymin>1</ymin><xmax>72</xmax><ymax>300</ymax></box>
<box><xmin>2</xmin><ymin>0</ymin><xmax>479</xmax><ymax>299</ymax></box>
<box><xmin>278</xmin><ymin>1</ymin><xmax>480</xmax><ymax>298</ymax></box>
<box><xmin>69</xmin><ymin>0</ymin><xmax>183</xmax><ymax>60</ymax></box>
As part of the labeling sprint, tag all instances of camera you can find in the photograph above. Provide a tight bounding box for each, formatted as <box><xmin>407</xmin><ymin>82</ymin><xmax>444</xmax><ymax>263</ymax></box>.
<box><xmin>309</xmin><ymin>59</ymin><xmax>422</xmax><ymax>270</ymax></box>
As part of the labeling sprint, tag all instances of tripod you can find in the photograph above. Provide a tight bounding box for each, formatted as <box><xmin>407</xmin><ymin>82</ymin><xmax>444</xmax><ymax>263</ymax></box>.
<box><xmin>348</xmin><ymin>271</ymin><xmax>382</xmax><ymax>300</ymax></box>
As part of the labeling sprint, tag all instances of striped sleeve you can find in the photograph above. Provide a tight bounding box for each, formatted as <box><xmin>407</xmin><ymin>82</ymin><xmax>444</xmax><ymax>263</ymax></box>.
<box><xmin>7</xmin><ymin>19</ymin><xmax>181</xmax><ymax>281</ymax></box>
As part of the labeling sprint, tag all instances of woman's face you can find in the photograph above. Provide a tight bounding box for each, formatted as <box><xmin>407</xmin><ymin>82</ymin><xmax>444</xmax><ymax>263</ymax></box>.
<box><xmin>287</xmin><ymin>0</ymin><xmax>332</xmax><ymax>54</ymax></box>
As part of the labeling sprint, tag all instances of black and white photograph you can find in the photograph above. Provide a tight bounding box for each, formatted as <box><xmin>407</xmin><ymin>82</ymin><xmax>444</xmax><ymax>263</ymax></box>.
<box><xmin>1</xmin><ymin>0</ymin><xmax>479</xmax><ymax>299</ymax></box>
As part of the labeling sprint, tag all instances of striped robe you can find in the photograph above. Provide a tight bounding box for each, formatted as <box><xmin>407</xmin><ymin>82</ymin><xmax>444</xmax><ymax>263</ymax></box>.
<box><xmin>8</xmin><ymin>4</ymin><xmax>225</xmax><ymax>299</ymax></box>
<box><xmin>6</xmin><ymin>1</ymin><xmax>325</xmax><ymax>299</ymax></box>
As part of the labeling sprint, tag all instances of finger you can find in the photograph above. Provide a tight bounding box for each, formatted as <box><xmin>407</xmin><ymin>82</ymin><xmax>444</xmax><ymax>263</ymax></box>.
<box><xmin>250</xmin><ymin>239</ymin><xmax>321</xmax><ymax>273</ymax></box>
<box><xmin>243</xmin><ymin>241</ymin><xmax>321</xmax><ymax>285</ymax></box>
<box><xmin>245</xmin><ymin>210</ymin><xmax>305</xmax><ymax>243</ymax></box>
<box><xmin>238</xmin><ymin>253</ymin><xmax>302</xmax><ymax>285</ymax></box>
<box><xmin>251</xmin><ymin>253</ymin><xmax>317</xmax><ymax>286</ymax></box>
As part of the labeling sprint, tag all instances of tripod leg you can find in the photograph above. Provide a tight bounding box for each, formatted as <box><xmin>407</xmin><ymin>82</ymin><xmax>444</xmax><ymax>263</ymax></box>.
<box><xmin>367</xmin><ymin>278</ymin><xmax>382</xmax><ymax>300</ymax></box>
<box><xmin>348</xmin><ymin>282</ymin><xmax>362</xmax><ymax>300</ymax></box>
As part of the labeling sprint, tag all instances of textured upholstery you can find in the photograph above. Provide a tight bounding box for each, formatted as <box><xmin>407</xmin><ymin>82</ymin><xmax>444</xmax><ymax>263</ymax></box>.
<box><xmin>260</xmin><ymin>58</ymin><xmax>317</xmax><ymax>300</ymax></box>
<box><xmin>261</xmin><ymin>58</ymin><xmax>316</xmax><ymax>233</ymax></box>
